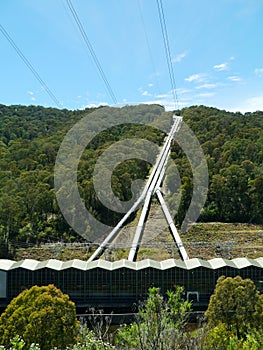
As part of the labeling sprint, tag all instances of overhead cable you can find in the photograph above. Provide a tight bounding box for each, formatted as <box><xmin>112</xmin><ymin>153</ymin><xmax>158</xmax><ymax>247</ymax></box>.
<box><xmin>137</xmin><ymin>0</ymin><xmax>161</xmax><ymax>95</ymax></box>
<box><xmin>0</xmin><ymin>24</ymin><xmax>62</xmax><ymax>108</ymax></box>
<box><xmin>66</xmin><ymin>0</ymin><xmax>118</xmax><ymax>105</ymax></box>
<box><xmin>156</xmin><ymin>0</ymin><xmax>178</xmax><ymax>110</ymax></box>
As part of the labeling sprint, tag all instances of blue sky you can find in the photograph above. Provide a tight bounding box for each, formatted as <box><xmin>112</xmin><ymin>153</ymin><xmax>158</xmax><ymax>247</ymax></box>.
<box><xmin>1</xmin><ymin>0</ymin><xmax>263</xmax><ymax>113</ymax></box>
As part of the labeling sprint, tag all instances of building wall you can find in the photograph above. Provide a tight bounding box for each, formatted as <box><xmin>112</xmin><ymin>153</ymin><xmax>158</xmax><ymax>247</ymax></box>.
<box><xmin>4</xmin><ymin>265</ymin><xmax>263</xmax><ymax>309</ymax></box>
<box><xmin>0</xmin><ymin>271</ymin><xmax>6</xmax><ymax>298</ymax></box>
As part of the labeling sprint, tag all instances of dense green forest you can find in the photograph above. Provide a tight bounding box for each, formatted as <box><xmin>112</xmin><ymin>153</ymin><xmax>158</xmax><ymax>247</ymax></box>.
<box><xmin>175</xmin><ymin>106</ymin><xmax>263</xmax><ymax>225</ymax></box>
<box><xmin>0</xmin><ymin>103</ymin><xmax>262</xmax><ymax>250</ymax></box>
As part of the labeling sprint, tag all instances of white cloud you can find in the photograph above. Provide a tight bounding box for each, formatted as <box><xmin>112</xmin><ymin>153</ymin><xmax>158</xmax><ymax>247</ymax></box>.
<box><xmin>229</xmin><ymin>95</ymin><xmax>263</xmax><ymax>113</ymax></box>
<box><xmin>185</xmin><ymin>73</ymin><xmax>207</xmax><ymax>83</ymax></box>
<box><xmin>155</xmin><ymin>88</ymin><xmax>191</xmax><ymax>102</ymax></box>
<box><xmin>254</xmin><ymin>68</ymin><xmax>263</xmax><ymax>76</ymax></box>
<box><xmin>135</xmin><ymin>89</ymin><xmax>188</xmax><ymax>111</ymax></box>
<box><xmin>176</xmin><ymin>88</ymin><xmax>192</xmax><ymax>95</ymax></box>
<box><xmin>228</xmin><ymin>75</ymin><xmax>242</xmax><ymax>82</ymax></box>
<box><xmin>243</xmin><ymin>96</ymin><xmax>263</xmax><ymax>111</ymax></box>
<box><xmin>173</xmin><ymin>52</ymin><xmax>187</xmax><ymax>63</ymax></box>
<box><xmin>142</xmin><ymin>98</ymin><xmax>186</xmax><ymax>111</ymax></box>
<box><xmin>196</xmin><ymin>83</ymin><xmax>217</xmax><ymax>90</ymax></box>
<box><xmin>148</xmin><ymin>83</ymin><xmax>154</xmax><ymax>87</ymax></box>
<box><xmin>27</xmin><ymin>91</ymin><xmax>36</xmax><ymax>101</ymax></box>
<box><xmin>213</xmin><ymin>63</ymin><xmax>228</xmax><ymax>71</ymax></box>
<box><xmin>83</xmin><ymin>102</ymin><xmax>109</xmax><ymax>109</ymax></box>
<box><xmin>156</xmin><ymin>93</ymin><xmax>170</xmax><ymax>99</ymax></box>
<box><xmin>142</xmin><ymin>90</ymin><xmax>151</xmax><ymax>96</ymax></box>
<box><xmin>197</xmin><ymin>92</ymin><xmax>215</xmax><ymax>98</ymax></box>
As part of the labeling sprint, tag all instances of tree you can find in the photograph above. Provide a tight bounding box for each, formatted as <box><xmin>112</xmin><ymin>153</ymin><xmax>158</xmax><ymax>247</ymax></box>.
<box><xmin>115</xmin><ymin>286</ymin><xmax>191</xmax><ymax>350</ymax></box>
<box><xmin>202</xmin><ymin>322</ymin><xmax>242</xmax><ymax>350</ymax></box>
<box><xmin>249</xmin><ymin>176</ymin><xmax>263</xmax><ymax>223</ymax></box>
<box><xmin>0</xmin><ymin>284</ymin><xmax>80</xmax><ymax>350</ymax></box>
<box><xmin>205</xmin><ymin>276</ymin><xmax>263</xmax><ymax>339</ymax></box>
<box><xmin>202</xmin><ymin>323</ymin><xmax>263</xmax><ymax>350</ymax></box>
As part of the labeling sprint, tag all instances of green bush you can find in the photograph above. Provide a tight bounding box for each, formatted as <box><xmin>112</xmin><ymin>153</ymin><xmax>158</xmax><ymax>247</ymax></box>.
<box><xmin>0</xmin><ymin>285</ymin><xmax>79</xmax><ymax>350</ymax></box>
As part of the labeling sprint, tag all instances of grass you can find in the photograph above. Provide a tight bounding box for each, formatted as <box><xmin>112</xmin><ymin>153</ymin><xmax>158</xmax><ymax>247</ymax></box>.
<box><xmin>10</xmin><ymin>222</ymin><xmax>263</xmax><ymax>261</ymax></box>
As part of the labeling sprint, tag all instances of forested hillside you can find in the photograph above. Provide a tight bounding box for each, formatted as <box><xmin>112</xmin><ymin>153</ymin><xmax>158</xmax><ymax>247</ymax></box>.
<box><xmin>179</xmin><ymin>106</ymin><xmax>263</xmax><ymax>224</ymax></box>
<box><xmin>0</xmin><ymin>104</ymin><xmax>165</xmax><ymax>249</ymax></box>
<box><xmin>0</xmin><ymin>103</ymin><xmax>262</xmax><ymax>252</ymax></box>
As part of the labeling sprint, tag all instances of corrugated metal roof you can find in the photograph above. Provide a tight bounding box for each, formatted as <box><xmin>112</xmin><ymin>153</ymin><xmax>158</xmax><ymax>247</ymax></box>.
<box><xmin>209</xmin><ymin>258</ymin><xmax>236</xmax><ymax>269</ymax></box>
<box><xmin>0</xmin><ymin>257</ymin><xmax>262</xmax><ymax>271</ymax></box>
<box><xmin>160</xmin><ymin>259</ymin><xmax>185</xmax><ymax>270</ymax></box>
<box><xmin>231</xmin><ymin>257</ymin><xmax>262</xmax><ymax>269</ymax></box>
<box><xmin>87</xmin><ymin>259</ymin><xmax>112</xmax><ymax>270</ymax></box>
<box><xmin>18</xmin><ymin>259</ymin><xmax>41</xmax><ymax>270</ymax></box>
<box><xmin>63</xmin><ymin>259</ymin><xmax>87</xmax><ymax>270</ymax></box>
<box><xmin>112</xmin><ymin>259</ymin><xmax>137</xmax><ymax>270</ymax></box>
<box><xmin>185</xmin><ymin>258</ymin><xmax>211</xmax><ymax>270</ymax></box>
<box><xmin>136</xmin><ymin>259</ymin><xmax>161</xmax><ymax>270</ymax></box>
<box><xmin>0</xmin><ymin>259</ymin><xmax>15</xmax><ymax>271</ymax></box>
<box><xmin>41</xmin><ymin>259</ymin><xmax>65</xmax><ymax>270</ymax></box>
<box><xmin>10</xmin><ymin>259</ymin><xmax>40</xmax><ymax>271</ymax></box>
<box><xmin>255</xmin><ymin>257</ymin><xmax>263</xmax><ymax>267</ymax></box>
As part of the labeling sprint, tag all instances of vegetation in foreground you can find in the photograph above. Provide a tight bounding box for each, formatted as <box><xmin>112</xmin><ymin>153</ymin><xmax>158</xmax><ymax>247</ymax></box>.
<box><xmin>0</xmin><ymin>285</ymin><xmax>79</xmax><ymax>350</ymax></box>
<box><xmin>203</xmin><ymin>276</ymin><xmax>263</xmax><ymax>349</ymax></box>
<box><xmin>0</xmin><ymin>276</ymin><xmax>262</xmax><ymax>349</ymax></box>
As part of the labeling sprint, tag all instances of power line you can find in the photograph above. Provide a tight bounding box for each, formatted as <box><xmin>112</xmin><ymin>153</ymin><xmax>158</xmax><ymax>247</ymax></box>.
<box><xmin>66</xmin><ymin>0</ymin><xmax>118</xmax><ymax>105</ymax></box>
<box><xmin>137</xmin><ymin>0</ymin><xmax>161</xmax><ymax>95</ymax></box>
<box><xmin>156</xmin><ymin>0</ymin><xmax>178</xmax><ymax>110</ymax></box>
<box><xmin>0</xmin><ymin>23</ymin><xmax>62</xmax><ymax>108</ymax></box>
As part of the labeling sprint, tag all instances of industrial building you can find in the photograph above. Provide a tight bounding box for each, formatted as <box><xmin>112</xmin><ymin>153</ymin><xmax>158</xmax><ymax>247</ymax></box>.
<box><xmin>0</xmin><ymin>257</ymin><xmax>262</xmax><ymax>312</ymax></box>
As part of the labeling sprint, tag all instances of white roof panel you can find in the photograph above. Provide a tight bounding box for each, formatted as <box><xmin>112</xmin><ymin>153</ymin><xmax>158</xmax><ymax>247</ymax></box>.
<box><xmin>86</xmin><ymin>259</ymin><xmax>112</xmax><ymax>270</ymax></box>
<box><xmin>255</xmin><ymin>257</ymin><xmax>263</xmax><ymax>267</ymax></box>
<box><xmin>232</xmin><ymin>258</ymin><xmax>259</xmax><ymax>269</ymax></box>
<box><xmin>62</xmin><ymin>259</ymin><xmax>88</xmax><ymax>270</ymax></box>
<box><xmin>0</xmin><ymin>257</ymin><xmax>262</xmax><ymax>271</ymax></box>
<box><xmin>136</xmin><ymin>259</ymin><xmax>161</xmax><ymax>270</ymax></box>
<box><xmin>12</xmin><ymin>259</ymin><xmax>40</xmax><ymax>271</ymax></box>
<box><xmin>0</xmin><ymin>259</ymin><xmax>15</xmax><ymax>271</ymax></box>
<box><xmin>185</xmin><ymin>258</ymin><xmax>211</xmax><ymax>270</ymax></box>
<box><xmin>208</xmin><ymin>258</ymin><xmax>236</xmax><ymax>269</ymax></box>
<box><xmin>111</xmin><ymin>259</ymin><xmax>137</xmax><ymax>270</ymax></box>
<box><xmin>160</xmin><ymin>259</ymin><xmax>186</xmax><ymax>269</ymax></box>
<box><xmin>42</xmin><ymin>259</ymin><xmax>64</xmax><ymax>270</ymax></box>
